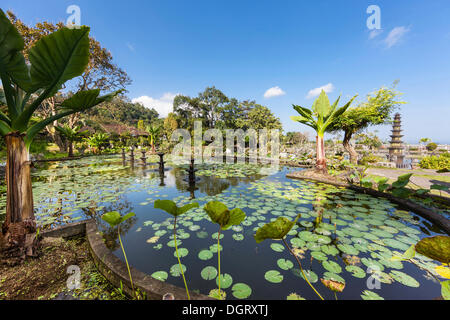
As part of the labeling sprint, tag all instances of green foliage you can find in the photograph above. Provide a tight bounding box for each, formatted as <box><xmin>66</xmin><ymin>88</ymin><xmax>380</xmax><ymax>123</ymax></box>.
<box><xmin>415</xmin><ymin>236</ymin><xmax>450</xmax><ymax>264</ymax></box>
<box><xmin>0</xmin><ymin>9</ymin><xmax>121</xmax><ymax>148</ymax></box>
<box><xmin>254</xmin><ymin>215</ymin><xmax>300</xmax><ymax>243</ymax></box>
<box><xmin>203</xmin><ymin>201</ymin><xmax>246</xmax><ymax>230</ymax></box>
<box><xmin>154</xmin><ymin>199</ymin><xmax>199</xmax><ymax>217</ymax></box>
<box><xmin>291</xmin><ymin>90</ymin><xmax>357</xmax><ymax>137</ymax></box>
<box><xmin>426</xmin><ymin>142</ymin><xmax>438</xmax><ymax>152</ymax></box>
<box><xmin>419</xmin><ymin>153</ymin><xmax>450</xmax><ymax>170</ymax></box>
<box><xmin>101</xmin><ymin>211</ymin><xmax>135</xmax><ymax>228</ymax></box>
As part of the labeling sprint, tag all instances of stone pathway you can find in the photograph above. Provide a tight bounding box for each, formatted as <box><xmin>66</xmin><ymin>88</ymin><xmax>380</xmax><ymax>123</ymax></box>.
<box><xmin>366</xmin><ymin>168</ymin><xmax>450</xmax><ymax>197</ymax></box>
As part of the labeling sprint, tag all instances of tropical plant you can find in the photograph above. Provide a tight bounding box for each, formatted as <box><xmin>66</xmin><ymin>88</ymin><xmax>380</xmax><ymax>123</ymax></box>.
<box><xmin>427</xmin><ymin>142</ymin><xmax>438</xmax><ymax>152</ymax></box>
<box><xmin>419</xmin><ymin>153</ymin><xmax>450</xmax><ymax>170</ymax></box>
<box><xmin>291</xmin><ymin>90</ymin><xmax>357</xmax><ymax>173</ymax></box>
<box><xmin>0</xmin><ymin>9</ymin><xmax>121</xmax><ymax>255</ymax></box>
<box><xmin>327</xmin><ymin>84</ymin><xmax>404</xmax><ymax>164</ymax></box>
<box><xmin>146</xmin><ymin>124</ymin><xmax>161</xmax><ymax>153</ymax></box>
<box><xmin>101</xmin><ymin>211</ymin><xmax>137</xmax><ymax>298</ymax></box>
<box><xmin>254</xmin><ymin>215</ymin><xmax>324</xmax><ymax>300</ymax></box>
<box><xmin>203</xmin><ymin>201</ymin><xmax>246</xmax><ymax>300</ymax></box>
<box><xmin>391</xmin><ymin>236</ymin><xmax>450</xmax><ymax>300</ymax></box>
<box><xmin>85</xmin><ymin>132</ymin><xmax>110</xmax><ymax>154</ymax></box>
<box><xmin>55</xmin><ymin>124</ymin><xmax>89</xmax><ymax>157</ymax></box>
<box><xmin>154</xmin><ymin>199</ymin><xmax>199</xmax><ymax>299</ymax></box>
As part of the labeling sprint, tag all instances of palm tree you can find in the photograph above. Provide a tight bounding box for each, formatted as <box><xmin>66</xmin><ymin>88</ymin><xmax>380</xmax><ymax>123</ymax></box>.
<box><xmin>291</xmin><ymin>90</ymin><xmax>357</xmax><ymax>174</ymax></box>
<box><xmin>146</xmin><ymin>124</ymin><xmax>161</xmax><ymax>153</ymax></box>
<box><xmin>55</xmin><ymin>124</ymin><xmax>89</xmax><ymax>157</ymax></box>
<box><xmin>0</xmin><ymin>9</ymin><xmax>121</xmax><ymax>256</ymax></box>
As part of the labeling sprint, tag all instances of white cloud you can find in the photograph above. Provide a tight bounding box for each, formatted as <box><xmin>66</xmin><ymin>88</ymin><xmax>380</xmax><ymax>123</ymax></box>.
<box><xmin>132</xmin><ymin>93</ymin><xmax>178</xmax><ymax>118</ymax></box>
<box><xmin>126</xmin><ymin>42</ymin><xmax>135</xmax><ymax>52</ymax></box>
<box><xmin>384</xmin><ymin>26</ymin><xmax>410</xmax><ymax>48</ymax></box>
<box><xmin>306</xmin><ymin>83</ymin><xmax>335</xmax><ymax>99</ymax></box>
<box><xmin>369</xmin><ymin>29</ymin><xmax>383</xmax><ymax>39</ymax></box>
<box><xmin>264</xmin><ymin>86</ymin><xmax>286</xmax><ymax>99</ymax></box>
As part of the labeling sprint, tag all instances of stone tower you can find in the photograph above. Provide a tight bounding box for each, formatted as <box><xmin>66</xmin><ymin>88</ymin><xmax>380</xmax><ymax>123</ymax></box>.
<box><xmin>388</xmin><ymin>113</ymin><xmax>405</xmax><ymax>165</ymax></box>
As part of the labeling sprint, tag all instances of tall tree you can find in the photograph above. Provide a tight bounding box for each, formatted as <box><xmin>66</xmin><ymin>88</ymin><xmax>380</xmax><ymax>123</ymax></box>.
<box><xmin>0</xmin><ymin>10</ymin><xmax>121</xmax><ymax>257</ymax></box>
<box><xmin>55</xmin><ymin>124</ymin><xmax>89</xmax><ymax>157</ymax></box>
<box><xmin>327</xmin><ymin>84</ymin><xmax>404</xmax><ymax>164</ymax></box>
<box><xmin>291</xmin><ymin>90</ymin><xmax>357</xmax><ymax>173</ymax></box>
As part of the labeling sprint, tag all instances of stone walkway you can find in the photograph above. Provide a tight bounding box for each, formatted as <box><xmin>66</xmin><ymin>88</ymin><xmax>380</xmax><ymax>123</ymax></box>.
<box><xmin>366</xmin><ymin>168</ymin><xmax>450</xmax><ymax>197</ymax></box>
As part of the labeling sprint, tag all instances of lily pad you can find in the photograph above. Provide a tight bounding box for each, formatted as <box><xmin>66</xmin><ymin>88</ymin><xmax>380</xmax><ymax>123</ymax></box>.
<box><xmin>216</xmin><ymin>273</ymin><xmax>233</xmax><ymax>289</ymax></box>
<box><xmin>322</xmin><ymin>260</ymin><xmax>342</xmax><ymax>274</ymax></box>
<box><xmin>201</xmin><ymin>266</ymin><xmax>218</xmax><ymax>280</ymax></box>
<box><xmin>231</xmin><ymin>283</ymin><xmax>252</xmax><ymax>299</ymax></box>
<box><xmin>345</xmin><ymin>265</ymin><xmax>366</xmax><ymax>278</ymax></box>
<box><xmin>270</xmin><ymin>243</ymin><xmax>285</xmax><ymax>252</ymax></box>
<box><xmin>198</xmin><ymin>249</ymin><xmax>213</xmax><ymax>260</ymax></box>
<box><xmin>264</xmin><ymin>270</ymin><xmax>284</xmax><ymax>283</ymax></box>
<box><xmin>277</xmin><ymin>258</ymin><xmax>294</xmax><ymax>270</ymax></box>
<box><xmin>151</xmin><ymin>271</ymin><xmax>168</xmax><ymax>281</ymax></box>
<box><xmin>361</xmin><ymin>290</ymin><xmax>384</xmax><ymax>300</ymax></box>
<box><xmin>415</xmin><ymin>236</ymin><xmax>450</xmax><ymax>264</ymax></box>
<box><xmin>170</xmin><ymin>264</ymin><xmax>186</xmax><ymax>277</ymax></box>
<box><xmin>389</xmin><ymin>270</ymin><xmax>420</xmax><ymax>287</ymax></box>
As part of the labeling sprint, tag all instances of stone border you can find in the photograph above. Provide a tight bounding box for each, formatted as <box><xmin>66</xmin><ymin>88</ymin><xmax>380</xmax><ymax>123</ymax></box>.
<box><xmin>40</xmin><ymin>220</ymin><xmax>212</xmax><ymax>300</ymax></box>
<box><xmin>85</xmin><ymin>220</ymin><xmax>212</xmax><ymax>300</ymax></box>
<box><xmin>286</xmin><ymin>171</ymin><xmax>450</xmax><ymax>235</ymax></box>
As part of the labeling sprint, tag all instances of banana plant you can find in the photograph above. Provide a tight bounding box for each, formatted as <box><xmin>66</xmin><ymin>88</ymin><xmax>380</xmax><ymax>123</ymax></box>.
<box><xmin>146</xmin><ymin>124</ymin><xmax>160</xmax><ymax>153</ymax></box>
<box><xmin>85</xmin><ymin>132</ymin><xmax>110</xmax><ymax>154</ymax></box>
<box><xmin>203</xmin><ymin>201</ymin><xmax>246</xmax><ymax>300</ymax></box>
<box><xmin>55</xmin><ymin>124</ymin><xmax>89</xmax><ymax>157</ymax></box>
<box><xmin>0</xmin><ymin>9</ymin><xmax>122</xmax><ymax>254</ymax></box>
<box><xmin>254</xmin><ymin>215</ymin><xmax>324</xmax><ymax>300</ymax></box>
<box><xmin>291</xmin><ymin>90</ymin><xmax>357</xmax><ymax>174</ymax></box>
<box><xmin>154</xmin><ymin>199</ymin><xmax>199</xmax><ymax>300</ymax></box>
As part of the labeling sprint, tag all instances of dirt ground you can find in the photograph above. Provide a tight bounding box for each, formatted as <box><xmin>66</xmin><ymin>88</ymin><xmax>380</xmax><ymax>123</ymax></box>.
<box><xmin>0</xmin><ymin>235</ymin><xmax>126</xmax><ymax>300</ymax></box>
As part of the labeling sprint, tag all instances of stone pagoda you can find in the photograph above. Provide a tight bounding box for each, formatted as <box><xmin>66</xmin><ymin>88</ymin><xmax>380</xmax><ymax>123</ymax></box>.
<box><xmin>388</xmin><ymin>113</ymin><xmax>405</xmax><ymax>165</ymax></box>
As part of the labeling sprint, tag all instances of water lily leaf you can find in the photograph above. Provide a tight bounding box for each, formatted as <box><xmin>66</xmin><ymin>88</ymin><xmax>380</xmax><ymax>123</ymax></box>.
<box><xmin>321</xmin><ymin>245</ymin><xmax>339</xmax><ymax>256</ymax></box>
<box><xmin>264</xmin><ymin>270</ymin><xmax>284</xmax><ymax>283</ymax></box>
<box><xmin>270</xmin><ymin>243</ymin><xmax>285</xmax><ymax>252</ymax></box>
<box><xmin>174</xmin><ymin>248</ymin><xmax>188</xmax><ymax>258</ymax></box>
<box><xmin>151</xmin><ymin>271</ymin><xmax>168</xmax><ymax>281</ymax></box>
<box><xmin>277</xmin><ymin>258</ymin><xmax>294</xmax><ymax>270</ymax></box>
<box><xmin>321</xmin><ymin>278</ymin><xmax>345</xmax><ymax>292</ymax></box>
<box><xmin>254</xmin><ymin>215</ymin><xmax>300</xmax><ymax>243</ymax></box>
<box><xmin>101</xmin><ymin>211</ymin><xmax>135</xmax><ymax>227</ymax></box>
<box><xmin>345</xmin><ymin>265</ymin><xmax>366</xmax><ymax>278</ymax></box>
<box><xmin>442</xmin><ymin>280</ymin><xmax>450</xmax><ymax>300</ymax></box>
<box><xmin>198</xmin><ymin>249</ymin><xmax>213</xmax><ymax>260</ymax></box>
<box><xmin>209</xmin><ymin>289</ymin><xmax>226</xmax><ymax>300</ymax></box>
<box><xmin>435</xmin><ymin>265</ymin><xmax>450</xmax><ymax>279</ymax></box>
<box><xmin>361</xmin><ymin>290</ymin><xmax>384</xmax><ymax>300</ymax></box>
<box><xmin>323</xmin><ymin>272</ymin><xmax>345</xmax><ymax>284</ymax></box>
<box><xmin>155</xmin><ymin>199</ymin><xmax>199</xmax><ymax>217</ymax></box>
<box><xmin>391</xmin><ymin>245</ymin><xmax>416</xmax><ymax>261</ymax></box>
<box><xmin>231</xmin><ymin>283</ymin><xmax>252</xmax><ymax>299</ymax></box>
<box><xmin>216</xmin><ymin>273</ymin><xmax>233</xmax><ymax>289</ymax></box>
<box><xmin>337</xmin><ymin>244</ymin><xmax>359</xmax><ymax>256</ymax></box>
<box><xmin>204</xmin><ymin>201</ymin><xmax>246</xmax><ymax>230</ymax></box>
<box><xmin>287</xmin><ymin>293</ymin><xmax>305</xmax><ymax>300</ymax></box>
<box><xmin>169</xmin><ymin>263</ymin><xmax>186</xmax><ymax>277</ymax></box>
<box><xmin>298</xmin><ymin>269</ymin><xmax>318</xmax><ymax>283</ymax></box>
<box><xmin>415</xmin><ymin>236</ymin><xmax>450</xmax><ymax>264</ymax></box>
<box><xmin>322</xmin><ymin>260</ymin><xmax>342</xmax><ymax>274</ymax></box>
<box><xmin>389</xmin><ymin>270</ymin><xmax>420</xmax><ymax>288</ymax></box>
<box><xmin>311</xmin><ymin>251</ymin><xmax>327</xmax><ymax>261</ymax></box>
<box><xmin>201</xmin><ymin>266</ymin><xmax>218</xmax><ymax>280</ymax></box>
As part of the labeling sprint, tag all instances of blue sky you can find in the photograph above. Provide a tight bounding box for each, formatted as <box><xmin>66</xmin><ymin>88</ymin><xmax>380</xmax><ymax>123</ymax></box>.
<box><xmin>2</xmin><ymin>0</ymin><xmax>450</xmax><ymax>143</ymax></box>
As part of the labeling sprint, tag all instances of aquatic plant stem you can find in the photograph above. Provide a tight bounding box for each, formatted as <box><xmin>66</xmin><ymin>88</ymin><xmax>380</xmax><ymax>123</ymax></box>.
<box><xmin>118</xmin><ymin>225</ymin><xmax>136</xmax><ymax>298</ymax></box>
<box><xmin>282</xmin><ymin>238</ymin><xmax>324</xmax><ymax>300</ymax></box>
<box><xmin>174</xmin><ymin>216</ymin><xmax>190</xmax><ymax>300</ymax></box>
<box><xmin>217</xmin><ymin>227</ymin><xmax>222</xmax><ymax>300</ymax></box>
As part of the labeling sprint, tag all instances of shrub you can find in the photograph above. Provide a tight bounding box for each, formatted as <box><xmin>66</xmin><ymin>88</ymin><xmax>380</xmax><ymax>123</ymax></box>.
<box><xmin>426</xmin><ymin>142</ymin><xmax>438</xmax><ymax>152</ymax></box>
<box><xmin>359</xmin><ymin>153</ymin><xmax>383</xmax><ymax>166</ymax></box>
<box><xmin>419</xmin><ymin>153</ymin><xmax>450</xmax><ymax>170</ymax></box>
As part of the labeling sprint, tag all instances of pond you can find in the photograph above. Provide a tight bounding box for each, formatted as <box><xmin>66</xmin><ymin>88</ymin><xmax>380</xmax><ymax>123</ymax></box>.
<box><xmin>0</xmin><ymin>154</ymin><xmax>447</xmax><ymax>300</ymax></box>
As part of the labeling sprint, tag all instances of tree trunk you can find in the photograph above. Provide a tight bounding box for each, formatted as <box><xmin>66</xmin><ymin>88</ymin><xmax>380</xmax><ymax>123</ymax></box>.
<box><xmin>315</xmin><ymin>135</ymin><xmax>327</xmax><ymax>174</ymax></box>
<box><xmin>68</xmin><ymin>142</ymin><xmax>74</xmax><ymax>157</ymax></box>
<box><xmin>342</xmin><ymin>131</ymin><xmax>358</xmax><ymax>165</ymax></box>
<box><xmin>2</xmin><ymin>133</ymin><xmax>38</xmax><ymax>260</ymax></box>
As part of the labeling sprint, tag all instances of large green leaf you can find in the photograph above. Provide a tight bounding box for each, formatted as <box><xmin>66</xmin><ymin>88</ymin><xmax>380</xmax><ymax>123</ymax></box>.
<box><xmin>28</xmin><ymin>26</ymin><xmax>90</xmax><ymax>95</ymax></box>
<box><xmin>415</xmin><ymin>236</ymin><xmax>450</xmax><ymax>264</ymax></box>
<box><xmin>101</xmin><ymin>211</ymin><xmax>135</xmax><ymax>227</ymax></box>
<box><xmin>312</xmin><ymin>90</ymin><xmax>331</xmax><ymax>119</ymax></box>
<box><xmin>203</xmin><ymin>201</ymin><xmax>246</xmax><ymax>230</ymax></box>
<box><xmin>254</xmin><ymin>215</ymin><xmax>300</xmax><ymax>243</ymax></box>
<box><xmin>60</xmin><ymin>89</ymin><xmax>123</xmax><ymax>113</ymax></box>
<box><xmin>154</xmin><ymin>199</ymin><xmax>199</xmax><ymax>217</ymax></box>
